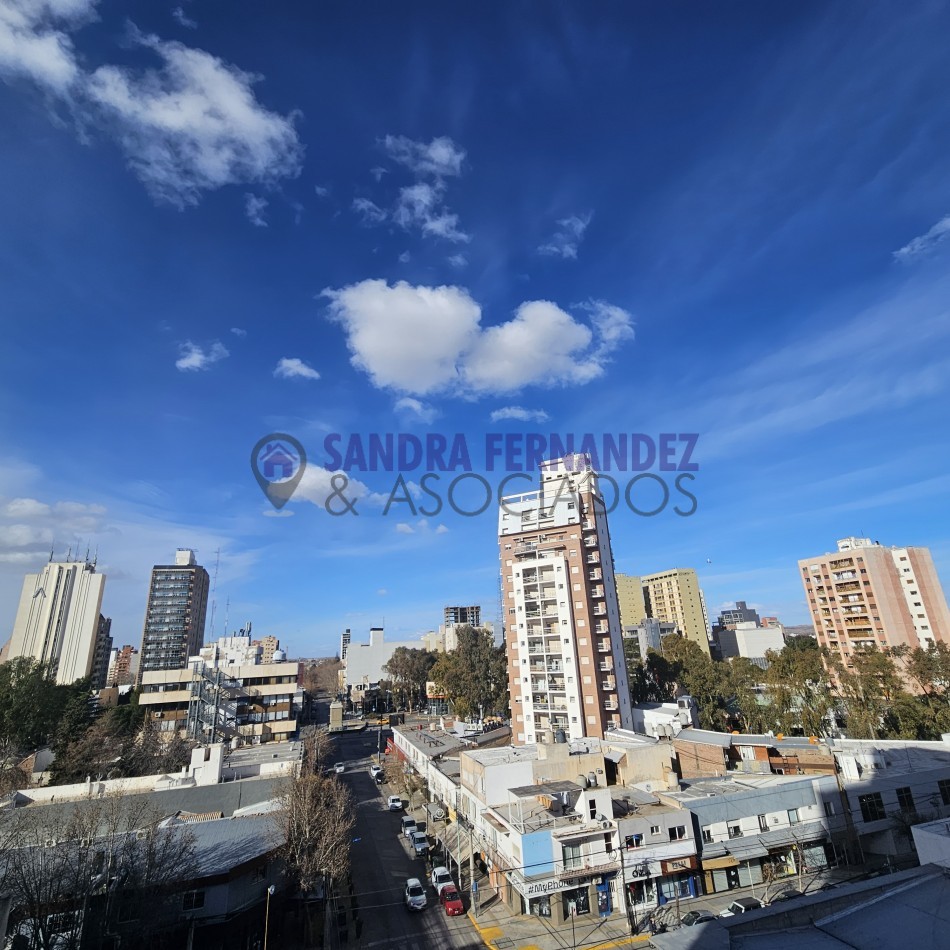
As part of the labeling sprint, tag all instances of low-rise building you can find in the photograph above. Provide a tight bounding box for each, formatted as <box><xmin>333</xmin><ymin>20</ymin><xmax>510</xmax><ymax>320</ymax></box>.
<box><xmin>716</xmin><ymin>621</ymin><xmax>785</xmax><ymax>666</ymax></box>
<box><xmin>672</xmin><ymin>730</ymin><xmax>836</xmax><ymax>779</ymax></box>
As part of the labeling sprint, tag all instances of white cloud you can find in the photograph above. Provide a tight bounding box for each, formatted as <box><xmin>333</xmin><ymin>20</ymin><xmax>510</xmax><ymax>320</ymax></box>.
<box><xmin>0</xmin><ymin>0</ymin><xmax>92</xmax><ymax>94</ymax></box>
<box><xmin>538</xmin><ymin>212</ymin><xmax>593</xmax><ymax>260</ymax></box>
<box><xmin>175</xmin><ymin>340</ymin><xmax>229</xmax><ymax>371</ymax></box>
<box><xmin>435</xmin><ymin>524</ymin><xmax>449</xmax><ymax>534</ymax></box>
<box><xmin>395</xmin><ymin>522</ymin><xmax>414</xmax><ymax>535</ymax></box>
<box><xmin>394</xmin><ymin>518</ymin><xmax>448</xmax><ymax>536</ymax></box>
<box><xmin>369</xmin><ymin>166</ymin><xmax>387</xmax><ymax>182</ymax></box>
<box><xmin>230</xmin><ymin>326</ymin><xmax>247</xmax><ymax>337</ymax></box>
<box><xmin>382</xmin><ymin>135</ymin><xmax>465</xmax><ymax>178</ymax></box>
<box><xmin>4</xmin><ymin>497</ymin><xmax>51</xmax><ymax>518</ymax></box>
<box><xmin>390</xmin><ymin>181</ymin><xmax>468</xmax><ymax>243</ymax></box>
<box><xmin>292</xmin><ymin>465</ymin><xmax>387</xmax><ymax>512</ymax></box>
<box><xmin>244</xmin><ymin>193</ymin><xmax>268</xmax><ymax>227</ymax></box>
<box><xmin>447</xmin><ymin>253</ymin><xmax>468</xmax><ymax>268</ymax></box>
<box><xmin>352</xmin><ymin>196</ymin><xmax>387</xmax><ymax>225</ymax></box>
<box><xmin>171</xmin><ymin>6</ymin><xmax>196</xmax><ymax>29</ymax></box>
<box><xmin>324</xmin><ymin>280</ymin><xmax>633</xmax><ymax>397</ymax></box>
<box><xmin>398</xmin><ymin>250</ymin><xmax>410</xmax><ymax>264</ymax></box>
<box><xmin>894</xmin><ymin>214</ymin><xmax>950</xmax><ymax>262</ymax></box>
<box><xmin>377</xmin><ymin>588</ymin><xmax>388</xmax><ymax>595</ymax></box>
<box><xmin>394</xmin><ymin>397</ymin><xmax>438</xmax><ymax>424</ymax></box>
<box><xmin>489</xmin><ymin>406</ymin><xmax>550</xmax><ymax>423</ymax></box>
<box><xmin>314</xmin><ymin>184</ymin><xmax>329</xmax><ymax>197</ymax></box>
<box><xmin>84</xmin><ymin>32</ymin><xmax>302</xmax><ymax>207</ymax></box>
<box><xmin>323</xmin><ymin>279</ymin><xmax>480</xmax><ymax>394</ymax></box>
<box><xmin>274</xmin><ymin>357</ymin><xmax>320</xmax><ymax>381</ymax></box>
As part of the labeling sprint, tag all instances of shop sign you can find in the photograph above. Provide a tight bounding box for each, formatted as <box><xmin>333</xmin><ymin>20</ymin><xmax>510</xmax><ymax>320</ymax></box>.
<box><xmin>661</xmin><ymin>856</ymin><xmax>697</xmax><ymax>873</ymax></box>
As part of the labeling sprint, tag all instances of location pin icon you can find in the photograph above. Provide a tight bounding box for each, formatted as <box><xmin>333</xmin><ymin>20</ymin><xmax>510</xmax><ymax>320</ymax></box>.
<box><xmin>251</xmin><ymin>433</ymin><xmax>307</xmax><ymax>510</ymax></box>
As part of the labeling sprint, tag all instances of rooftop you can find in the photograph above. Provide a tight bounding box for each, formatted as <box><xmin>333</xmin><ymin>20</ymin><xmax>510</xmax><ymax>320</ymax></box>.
<box><xmin>394</xmin><ymin>726</ymin><xmax>469</xmax><ymax>758</ymax></box>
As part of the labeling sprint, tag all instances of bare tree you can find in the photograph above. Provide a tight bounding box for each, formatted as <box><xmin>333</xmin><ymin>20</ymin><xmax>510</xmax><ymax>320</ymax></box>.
<box><xmin>0</xmin><ymin>794</ymin><xmax>197</xmax><ymax>950</ymax></box>
<box><xmin>274</xmin><ymin>772</ymin><xmax>354</xmax><ymax>894</ymax></box>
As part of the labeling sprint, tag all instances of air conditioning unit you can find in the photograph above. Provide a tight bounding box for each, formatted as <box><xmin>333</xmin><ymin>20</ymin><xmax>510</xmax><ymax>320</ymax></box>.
<box><xmin>601</xmin><ymin>820</ymin><xmax>611</xmax><ymax>829</ymax></box>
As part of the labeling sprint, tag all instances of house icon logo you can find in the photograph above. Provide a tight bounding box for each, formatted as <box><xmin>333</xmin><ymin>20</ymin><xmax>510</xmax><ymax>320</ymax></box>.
<box><xmin>251</xmin><ymin>434</ymin><xmax>307</xmax><ymax>510</ymax></box>
<box><xmin>259</xmin><ymin>441</ymin><xmax>299</xmax><ymax>481</ymax></box>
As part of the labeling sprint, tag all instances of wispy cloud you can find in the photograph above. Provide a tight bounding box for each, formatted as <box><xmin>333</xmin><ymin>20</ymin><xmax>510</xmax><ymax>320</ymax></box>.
<box><xmin>0</xmin><ymin>8</ymin><xmax>302</xmax><ymax>207</ymax></box>
<box><xmin>274</xmin><ymin>357</ymin><xmax>320</xmax><ymax>381</ymax></box>
<box><xmin>171</xmin><ymin>6</ymin><xmax>197</xmax><ymax>29</ymax></box>
<box><xmin>244</xmin><ymin>194</ymin><xmax>268</xmax><ymax>227</ymax></box>
<box><xmin>894</xmin><ymin>214</ymin><xmax>950</xmax><ymax>262</ymax></box>
<box><xmin>175</xmin><ymin>341</ymin><xmax>229</xmax><ymax>371</ymax></box>
<box><xmin>394</xmin><ymin>518</ymin><xmax>449</xmax><ymax>536</ymax></box>
<box><xmin>394</xmin><ymin>397</ymin><xmax>438</xmax><ymax>424</ymax></box>
<box><xmin>538</xmin><ymin>212</ymin><xmax>593</xmax><ymax>259</ymax></box>
<box><xmin>314</xmin><ymin>184</ymin><xmax>330</xmax><ymax>198</ymax></box>
<box><xmin>381</xmin><ymin>135</ymin><xmax>465</xmax><ymax>178</ymax></box>
<box><xmin>230</xmin><ymin>326</ymin><xmax>247</xmax><ymax>337</ymax></box>
<box><xmin>490</xmin><ymin>406</ymin><xmax>550</xmax><ymax>423</ymax></box>
<box><xmin>352</xmin><ymin>196</ymin><xmax>387</xmax><ymax>225</ymax></box>
<box><xmin>447</xmin><ymin>253</ymin><xmax>468</xmax><ymax>268</ymax></box>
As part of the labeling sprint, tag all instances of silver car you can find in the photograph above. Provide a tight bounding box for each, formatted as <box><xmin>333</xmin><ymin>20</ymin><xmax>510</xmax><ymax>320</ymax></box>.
<box><xmin>405</xmin><ymin>878</ymin><xmax>427</xmax><ymax>911</ymax></box>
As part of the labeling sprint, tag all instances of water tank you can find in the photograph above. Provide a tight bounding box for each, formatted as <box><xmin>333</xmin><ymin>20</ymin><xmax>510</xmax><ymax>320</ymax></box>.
<box><xmin>587</xmin><ymin>771</ymin><xmax>597</xmax><ymax>788</ymax></box>
<box><xmin>577</xmin><ymin>774</ymin><xmax>589</xmax><ymax>789</ymax></box>
<box><xmin>554</xmin><ymin>729</ymin><xmax>567</xmax><ymax>744</ymax></box>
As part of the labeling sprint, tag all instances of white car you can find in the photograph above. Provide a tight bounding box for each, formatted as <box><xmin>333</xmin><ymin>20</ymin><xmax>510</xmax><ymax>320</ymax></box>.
<box><xmin>405</xmin><ymin>878</ymin><xmax>427</xmax><ymax>911</ymax></box>
<box><xmin>387</xmin><ymin>795</ymin><xmax>403</xmax><ymax>811</ymax></box>
<box><xmin>333</xmin><ymin>762</ymin><xmax>345</xmax><ymax>774</ymax></box>
<box><xmin>370</xmin><ymin>764</ymin><xmax>383</xmax><ymax>777</ymax></box>
<box><xmin>430</xmin><ymin>866</ymin><xmax>454</xmax><ymax>894</ymax></box>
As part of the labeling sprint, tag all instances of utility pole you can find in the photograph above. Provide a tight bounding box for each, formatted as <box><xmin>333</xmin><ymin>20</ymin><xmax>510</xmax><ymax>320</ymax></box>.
<box><xmin>618</xmin><ymin>841</ymin><xmax>633</xmax><ymax>933</ymax></box>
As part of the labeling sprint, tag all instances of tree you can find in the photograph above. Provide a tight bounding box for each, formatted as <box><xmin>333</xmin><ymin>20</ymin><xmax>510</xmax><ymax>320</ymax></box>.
<box><xmin>0</xmin><ymin>795</ymin><xmax>197</xmax><ymax>950</ymax></box>
<box><xmin>383</xmin><ymin>648</ymin><xmax>436</xmax><ymax>711</ymax></box>
<box><xmin>0</xmin><ymin>658</ymin><xmax>74</xmax><ymax>754</ymax></box>
<box><xmin>302</xmin><ymin>657</ymin><xmax>342</xmax><ymax>696</ymax></box>
<box><xmin>275</xmin><ymin>772</ymin><xmax>355</xmax><ymax>894</ymax></box>
<box><xmin>828</xmin><ymin>646</ymin><xmax>905</xmax><ymax>740</ymax></box>
<box><xmin>429</xmin><ymin>626</ymin><xmax>507</xmax><ymax>720</ymax></box>
<box><xmin>762</xmin><ymin>637</ymin><xmax>832</xmax><ymax>737</ymax></box>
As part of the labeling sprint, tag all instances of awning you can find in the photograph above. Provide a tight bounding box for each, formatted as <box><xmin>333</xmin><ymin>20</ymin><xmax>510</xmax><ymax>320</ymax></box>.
<box><xmin>437</xmin><ymin>833</ymin><xmax>475</xmax><ymax>871</ymax></box>
<box><xmin>701</xmin><ymin>855</ymin><xmax>739</xmax><ymax>870</ymax></box>
<box><xmin>604</xmin><ymin>749</ymin><xmax>625</xmax><ymax>763</ymax></box>
<box><xmin>700</xmin><ymin>843</ymin><xmax>729</xmax><ymax>859</ymax></box>
<box><xmin>727</xmin><ymin>841</ymin><xmax>769</xmax><ymax>861</ymax></box>
<box><xmin>759</xmin><ymin>821</ymin><xmax>828</xmax><ymax>851</ymax></box>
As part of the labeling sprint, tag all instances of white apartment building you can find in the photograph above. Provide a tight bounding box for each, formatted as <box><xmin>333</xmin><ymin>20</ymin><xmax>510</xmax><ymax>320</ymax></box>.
<box><xmin>500</xmin><ymin>455</ymin><xmax>633</xmax><ymax>744</ymax></box>
<box><xmin>8</xmin><ymin>558</ymin><xmax>108</xmax><ymax>685</ymax></box>
<box><xmin>343</xmin><ymin>627</ymin><xmax>422</xmax><ymax>694</ymax></box>
<box><xmin>717</xmin><ymin>621</ymin><xmax>786</xmax><ymax>666</ymax></box>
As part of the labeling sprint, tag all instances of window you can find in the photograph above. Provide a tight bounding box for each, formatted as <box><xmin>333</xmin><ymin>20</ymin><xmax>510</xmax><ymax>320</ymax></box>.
<box><xmin>788</xmin><ymin>808</ymin><xmax>801</xmax><ymax>825</ymax></box>
<box><xmin>563</xmin><ymin>844</ymin><xmax>583</xmax><ymax>869</ymax></box>
<box><xmin>824</xmin><ymin>801</ymin><xmax>835</xmax><ymax>817</ymax></box>
<box><xmin>728</xmin><ymin>824</ymin><xmax>742</xmax><ymax>839</ymax></box>
<box><xmin>650</xmin><ymin>825</ymin><xmax>661</xmax><ymax>836</ymax></box>
<box><xmin>939</xmin><ymin>780</ymin><xmax>950</xmax><ymax>807</ymax></box>
<box><xmin>896</xmin><ymin>787</ymin><xmax>915</xmax><ymax>812</ymax></box>
<box><xmin>625</xmin><ymin>833</ymin><xmax>644</xmax><ymax>849</ymax></box>
<box><xmin>702</xmin><ymin>828</ymin><xmax>713</xmax><ymax>843</ymax></box>
<box><xmin>758</xmin><ymin>814</ymin><xmax>768</xmax><ymax>832</ymax></box>
<box><xmin>858</xmin><ymin>792</ymin><xmax>886</xmax><ymax>822</ymax></box>
<box><xmin>669</xmin><ymin>825</ymin><xmax>686</xmax><ymax>841</ymax></box>
<box><xmin>182</xmin><ymin>890</ymin><xmax>205</xmax><ymax>911</ymax></box>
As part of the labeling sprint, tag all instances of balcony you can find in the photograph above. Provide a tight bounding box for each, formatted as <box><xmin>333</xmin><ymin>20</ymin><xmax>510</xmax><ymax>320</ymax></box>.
<box><xmin>601</xmin><ymin>680</ymin><xmax>615</xmax><ymax>692</ymax></box>
<box><xmin>592</xmin><ymin>605</ymin><xmax>607</xmax><ymax>616</ymax></box>
<box><xmin>599</xmin><ymin>661</ymin><xmax>613</xmax><ymax>672</ymax></box>
<box><xmin>583</xmin><ymin>537</ymin><xmax>597</xmax><ymax>548</ymax></box>
<box><xmin>591</xmin><ymin>587</ymin><xmax>605</xmax><ymax>599</ymax></box>
<box><xmin>833</xmin><ymin>571</ymin><xmax>858</xmax><ymax>581</ymax></box>
<box><xmin>598</xmin><ymin>639</ymin><xmax>611</xmax><ymax>652</ymax></box>
<box><xmin>595</xmin><ymin>623</ymin><xmax>609</xmax><ymax>634</ymax></box>
<box><xmin>586</xmin><ymin>553</ymin><xmax>600</xmax><ymax>564</ymax></box>
<box><xmin>836</xmin><ymin>582</ymin><xmax>861</xmax><ymax>593</ymax></box>
<box><xmin>588</xmin><ymin>569</ymin><xmax>602</xmax><ymax>581</ymax></box>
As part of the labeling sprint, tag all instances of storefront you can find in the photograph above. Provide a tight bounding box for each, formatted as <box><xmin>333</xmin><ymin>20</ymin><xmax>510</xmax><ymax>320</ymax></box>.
<box><xmin>700</xmin><ymin>844</ymin><xmax>766</xmax><ymax>894</ymax></box>
<box><xmin>656</xmin><ymin>856</ymin><xmax>699</xmax><ymax>905</ymax></box>
<box><xmin>510</xmin><ymin>869</ymin><xmax>622</xmax><ymax>925</ymax></box>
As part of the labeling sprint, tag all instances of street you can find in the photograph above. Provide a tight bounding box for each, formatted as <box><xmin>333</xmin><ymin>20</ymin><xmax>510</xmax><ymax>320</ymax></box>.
<box><xmin>329</xmin><ymin>728</ymin><xmax>483</xmax><ymax>950</ymax></box>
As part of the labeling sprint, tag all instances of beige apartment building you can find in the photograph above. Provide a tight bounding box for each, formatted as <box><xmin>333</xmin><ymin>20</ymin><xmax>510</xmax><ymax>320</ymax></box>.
<box><xmin>636</xmin><ymin>568</ymin><xmax>711</xmax><ymax>656</ymax></box>
<box><xmin>499</xmin><ymin>454</ymin><xmax>633</xmax><ymax>745</ymax></box>
<box><xmin>616</xmin><ymin>573</ymin><xmax>647</xmax><ymax>627</ymax></box>
<box><xmin>799</xmin><ymin>537</ymin><xmax>950</xmax><ymax>671</ymax></box>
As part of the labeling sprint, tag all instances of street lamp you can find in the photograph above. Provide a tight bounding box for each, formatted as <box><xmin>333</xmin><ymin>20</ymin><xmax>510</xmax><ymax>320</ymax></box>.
<box><xmin>263</xmin><ymin>884</ymin><xmax>276</xmax><ymax>950</ymax></box>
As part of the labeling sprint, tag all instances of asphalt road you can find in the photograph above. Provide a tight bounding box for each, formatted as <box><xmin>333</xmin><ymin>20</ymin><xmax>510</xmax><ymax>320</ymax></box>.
<box><xmin>330</xmin><ymin>728</ymin><xmax>483</xmax><ymax>950</ymax></box>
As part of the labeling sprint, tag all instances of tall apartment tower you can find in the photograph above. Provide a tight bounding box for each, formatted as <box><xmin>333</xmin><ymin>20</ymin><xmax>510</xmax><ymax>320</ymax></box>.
<box><xmin>444</xmin><ymin>605</ymin><xmax>481</xmax><ymax>628</ymax></box>
<box><xmin>499</xmin><ymin>454</ymin><xmax>633</xmax><ymax>745</ymax></box>
<box><xmin>139</xmin><ymin>549</ymin><xmax>210</xmax><ymax>677</ymax></box>
<box><xmin>641</xmin><ymin>569</ymin><xmax>711</xmax><ymax>656</ymax></box>
<box><xmin>340</xmin><ymin>628</ymin><xmax>351</xmax><ymax>661</ymax></box>
<box><xmin>8</xmin><ymin>558</ymin><xmax>108</xmax><ymax>684</ymax></box>
<box><xmin>799</xmin><ymin>537</ymin><xmax>950</xmax><ymax>670</ymax></box>
<box><xmin>616</xmin><ymin>574</ymin><xmax>647</xmax><ymax>628</ymax></box>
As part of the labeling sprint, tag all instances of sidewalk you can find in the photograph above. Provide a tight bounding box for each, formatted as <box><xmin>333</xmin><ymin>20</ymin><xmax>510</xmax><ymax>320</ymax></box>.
<box><xmin>462</xmin><ymin>862</ymin><xmax>881</xmax><ymax>950</ymax></box>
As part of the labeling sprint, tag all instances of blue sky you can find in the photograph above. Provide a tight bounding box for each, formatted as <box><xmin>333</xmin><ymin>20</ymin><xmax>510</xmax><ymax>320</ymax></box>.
<box><xmin>2</xmin><ymin>1</ymin><xmax>950</xmax><ymax>657</ymax></box>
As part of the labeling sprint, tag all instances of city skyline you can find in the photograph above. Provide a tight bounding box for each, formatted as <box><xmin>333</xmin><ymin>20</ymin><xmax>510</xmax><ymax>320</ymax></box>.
<box><xmin>2</xmin><ymin>3</ymin><xmax>950</xmax><ymax>655</ymax></box>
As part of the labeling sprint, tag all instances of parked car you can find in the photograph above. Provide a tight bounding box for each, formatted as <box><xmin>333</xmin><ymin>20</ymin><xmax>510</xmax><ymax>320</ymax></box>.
<box><xmin>719</xmin><ymin>897</ymin><xmax>762</xmax><ymax>917</ymax></box>
<box><xmin>370</xmin><ymin>764</ymin><xmax>382</xmax><ymax>777</ymax></box>
<box><xmin>410</xmin><ymin>830</ymin><xmax>429</xmax><ymax>856</ymax></box>
<box><xmin>401</xmin><ymin>816</ymin><xmax>418</xmax><ymax>838</ymax></box>
<box><xmin>681</xmin><ymin>910</ymin><xmax>716</xmax><ymax>926</ymax></box>
<box><xmin>374</xmin><ymin>771</ymin><xmax>386</xmax><ymax>785</ymax></box>
<box><xmin>388</xmin><ymin>795</ymin><xmax>403</xmax><ymax>811</ymax></box>
<box><xmin>430</xmin><ymin>866</ymin><xmax>454</xmax><ymax>894</ymax></box>
<box><xmin>440</xmin><ymin>887</ymin><xmax>465</xmax><ymax>916</ymax></box>
<box><xmin>404</xmin><ymin>878</ymin><xmax>427</xmax><ymax>911</ymax></box>
<box><xmin>333</xmin><ymin>762</ymin><xmax>345</xmax><ymax>774</ymax></box>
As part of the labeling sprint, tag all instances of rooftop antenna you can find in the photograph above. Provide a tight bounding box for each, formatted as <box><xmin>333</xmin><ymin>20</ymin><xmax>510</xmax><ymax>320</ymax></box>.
<box><xmin>49</xmin><ymin>543</ymin><xmax>54</xmax><ymax>563</ymax></box>
<box><xmin>92</xmin><ymin>546</ymin><xmax>98</xmax><ymax>570</ymax></box>
<box><xmin>208</xmin><ymin>547</ymin><xmax>221</xmax><ymax>638</ymax></box>
<box><xmin>223</xmin><ymin>595</ymin><xmax>231</xmax><ymax>638</ymax></box>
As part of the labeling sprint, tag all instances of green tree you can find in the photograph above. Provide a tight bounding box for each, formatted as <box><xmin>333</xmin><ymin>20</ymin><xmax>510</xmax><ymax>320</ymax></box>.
<box><xmin>762</xmin><ymin>637</ymin><xmax>832</xmax><ymax>737</ymax></box>
<box><xmin>429</xmin><ymin>626</ymin><xmax>507</xmax><ymax>720</ymax></box>
<box><xmin>0</xmin><ymin>658</ymin><xmax>72</xmax><ymax>753</ymax></box>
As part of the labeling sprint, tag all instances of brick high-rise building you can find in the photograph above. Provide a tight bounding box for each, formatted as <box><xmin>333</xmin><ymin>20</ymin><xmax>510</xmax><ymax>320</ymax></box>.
<box><xmin>139</xmin><ymin>549</ymin><xmax>209</xmax><ymax>677</ymax></box>
<box><xmin>799</xmin><ymin>537</ymin><xmax>950</xmax><ymax>671</ymax></box>
<box><xmin>499</xmin><ymin>454</ymin><xmax>633</xmax><ymax>745</ymax></box>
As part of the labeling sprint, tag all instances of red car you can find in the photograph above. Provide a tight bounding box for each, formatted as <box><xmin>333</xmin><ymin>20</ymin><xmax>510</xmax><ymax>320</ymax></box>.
<box><xmin>440</xmin><ymin>887</ymin><xmax>465</xmax><ymax>916</ymax></box>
